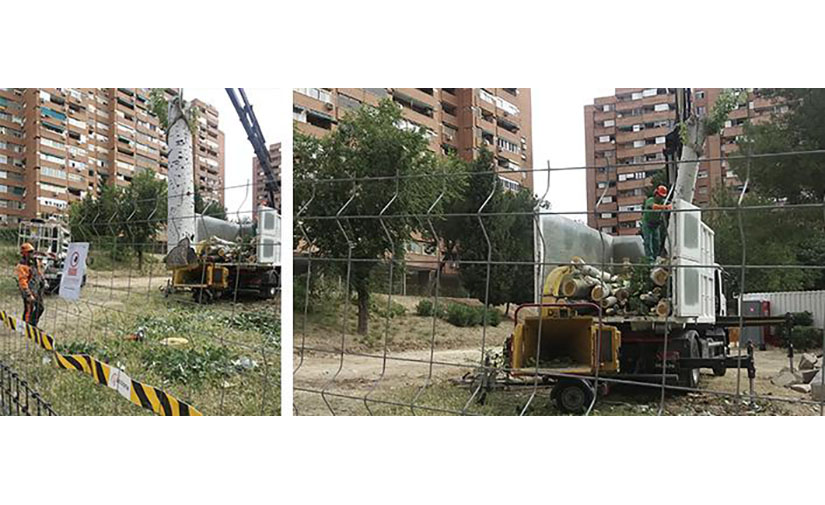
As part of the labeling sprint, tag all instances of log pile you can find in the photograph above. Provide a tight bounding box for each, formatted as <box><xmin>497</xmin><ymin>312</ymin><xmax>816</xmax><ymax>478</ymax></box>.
<box><xmin>555</xmin><ymin>257</ymin><xmax>671</xmax><ymax>317</ymax></box>
<box><xmin>195</xmin><ymin>236</ymin><xmax>258</xmax><ymax>264</ymax></box>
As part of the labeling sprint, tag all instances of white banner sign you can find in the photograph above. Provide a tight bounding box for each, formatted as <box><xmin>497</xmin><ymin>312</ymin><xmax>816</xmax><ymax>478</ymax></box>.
<box><xmin>59</xmin><ymin>242</ymin><xmax>89</xmax><ymax>301</ymax></box>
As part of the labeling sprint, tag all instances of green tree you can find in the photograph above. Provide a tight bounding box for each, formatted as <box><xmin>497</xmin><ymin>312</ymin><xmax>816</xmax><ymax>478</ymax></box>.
<box><xmin>705</xmin><ymin>188</ymin><xmax>817</xmax><ymax>300</ymax></box>
<box><xmin>436</xmin><ymin>149</ymin><xmax>536</xmax><ymax>315</ymax></box>
<box><xmin>122</xmin><ymin>170</ymin><xmax>167</xmax><ymax>269</ymax></box>
<box><xmin>718</xmin><ymin>88</ymin><xmax>825</xmax><ymax>290</ymax></box>
<box><xmin>194</xmin><ymin>185</ymin><xmax>227</xmax><ymax>220</ymax></box>
<box><xmin>68</xmin><ymin>171</ymin><xmax>166</xmax><ymax>270</ymax></box>
<box><xmin>294</xmin><ymin>100</ymin><xmax>446</xmax><ymax>335</ymax></box>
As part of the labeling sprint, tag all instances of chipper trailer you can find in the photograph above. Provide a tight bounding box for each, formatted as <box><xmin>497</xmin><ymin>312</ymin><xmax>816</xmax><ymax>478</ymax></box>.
<box><xmin>165</xmin><ymin>207</ymin><xmax>281</xmax><ymax>302</ymax></box>
<box><xmin>503</xmin><ymin>89</ymin><xmax>761</xmax><ymax>414</ymax></box>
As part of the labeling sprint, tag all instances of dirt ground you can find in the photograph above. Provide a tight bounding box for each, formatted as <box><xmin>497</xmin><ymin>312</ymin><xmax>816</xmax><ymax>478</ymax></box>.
<box><xmin>294</xmin><ymin>295</ymin><xmax>822</xmax><ymax>416</ymax></box>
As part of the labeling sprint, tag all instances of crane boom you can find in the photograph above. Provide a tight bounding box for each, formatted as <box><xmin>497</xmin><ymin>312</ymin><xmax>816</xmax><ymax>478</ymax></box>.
<box><xmin>225</xmin><ymin>88</ymin><xmax>280</xmax><ymax>212</ymax></box>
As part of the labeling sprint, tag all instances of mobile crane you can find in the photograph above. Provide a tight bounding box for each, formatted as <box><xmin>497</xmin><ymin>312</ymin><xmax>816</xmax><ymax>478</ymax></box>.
<box><xmin>166</xmin><ymin>89</ymin><xmax>281</xmax><ymax>301</ymax></box>
<box><xmin>504</xmin><ymin>89</ymin><xmax>762</xmax><ymax>413</ymax></box>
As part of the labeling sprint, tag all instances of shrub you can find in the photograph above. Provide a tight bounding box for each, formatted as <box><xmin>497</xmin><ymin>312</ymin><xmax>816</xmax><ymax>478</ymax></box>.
<box><xmin>791</xmin><ymin>311</ymin><xmax>814</xmax><ymax>327</ymax></box>
<box><xmin>789</xmin><ymin>326</ymin><xmax>824</xmax><ymax>351</ymax></box>
<box><xmin>446</xmin><ymin>303</ymin><xmax>481</xmax><ymax>327</ymax></box>
<box><xmin>371</xmin><ymin>298</ymin><xmax>407</xmax><ymax>319</ymax></box>
<box><xmin>484</xmin><ymin>307</ymin><xmax>503</xmax><ymax>327</ymax></box>
<box><xmin>416</xmin><ymin>299</ymin><xmax>433</xmax><ymax>316</ymax></box>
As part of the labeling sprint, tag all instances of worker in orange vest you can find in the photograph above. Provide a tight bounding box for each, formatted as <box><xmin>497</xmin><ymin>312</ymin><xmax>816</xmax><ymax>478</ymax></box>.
<box><xmin>15</xmin><ymin>242</ymin><xmax>46</xmax><ymax>327</ymax></box>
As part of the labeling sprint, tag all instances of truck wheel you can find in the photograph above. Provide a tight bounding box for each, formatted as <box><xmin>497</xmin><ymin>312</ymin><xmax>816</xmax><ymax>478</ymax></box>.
<box><xmin>678</xmin><ymin>331</ymin><xmax>701</xmax><ymax>389</ymax></box>
<box><xmin>712</xmin><ymin>364</ymin><xmax>727</xmax><ymax>377</ymax></box>
<box><xmin>552</xmin><ymin>380</ymin><xmax>593</xmax><ymax>415</ymax></box>
<box><xmin>260</xmin><ymin>285</ymin><xmax>277</xmax><ymax>299</ymax></box>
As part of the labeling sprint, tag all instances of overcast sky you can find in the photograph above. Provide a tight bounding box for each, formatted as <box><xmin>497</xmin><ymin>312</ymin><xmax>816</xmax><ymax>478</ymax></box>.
<box><xmin>531</xmin><ymin>87</ymin><xmax>614</xmax><ymax>222</ymax></box>
<box><xmin>180</xmin><ymin>88</ymin><xmax>614</xmax><ymax>223</ymax></box>
<box><xmin>184</xmin><ymin>88</ymin><xmax>288</xmax><ymax>219</ymax></box>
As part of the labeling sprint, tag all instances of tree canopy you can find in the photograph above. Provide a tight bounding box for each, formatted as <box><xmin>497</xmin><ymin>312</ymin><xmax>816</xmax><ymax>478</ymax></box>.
<box><xmin>294</xmin><ymin>99</ymin><xmax>450</xmax><ymax>334</ymax></box>
<box><xmin>69</xmin><ymin>170</ymin><xmax>167</xmax><ymax>269</ymax></box>
<box><xmin>707</xmin><ymin>88</ymin><xmax>825</xmax><ymax>297</ymax></box>
<box><xmin>435</xmin><ymin>149</ymin><xmax>536</xmax><ymax>313</ymax></box>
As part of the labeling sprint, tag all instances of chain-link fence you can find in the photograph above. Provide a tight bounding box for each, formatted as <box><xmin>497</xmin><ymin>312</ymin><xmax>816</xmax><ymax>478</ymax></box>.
<box><xmin>0</xmin><ymin>181</ymin><xmax>280</xmax><ymax>416</ymax></box>
<box><xmin>293</xmin><ymin>147</ymin><xmax>825</xmax><ymax>416</ymax></box>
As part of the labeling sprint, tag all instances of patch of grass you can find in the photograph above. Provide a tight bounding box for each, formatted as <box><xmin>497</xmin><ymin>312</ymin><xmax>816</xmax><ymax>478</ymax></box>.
<box><xmin>141</xmin><ymin>344</ymin><xmax>238</xmax><ymax>386</ymax></box>
<box><xmin>1</xmin><ymin>292</ymin><xmax>280</xmax><ymax>415</ymax></box>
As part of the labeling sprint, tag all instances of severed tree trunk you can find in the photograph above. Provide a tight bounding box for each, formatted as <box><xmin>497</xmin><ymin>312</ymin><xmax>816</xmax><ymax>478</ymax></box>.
<box><xmin>673</xmin><ymin>116</ymin><xmax>706</xmax><ymax>205</ymax></box>
<box><xmin>167</xmin><ymin>96</ymin><xmax>195</xmax><ymax>252</ymax></box>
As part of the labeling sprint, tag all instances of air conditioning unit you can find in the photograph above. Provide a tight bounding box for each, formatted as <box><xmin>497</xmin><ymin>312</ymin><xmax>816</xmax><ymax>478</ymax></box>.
<box><xmin>257</xmin><ymin>206</ymin><xmax>281</xmax><ymax>265</ymax></box>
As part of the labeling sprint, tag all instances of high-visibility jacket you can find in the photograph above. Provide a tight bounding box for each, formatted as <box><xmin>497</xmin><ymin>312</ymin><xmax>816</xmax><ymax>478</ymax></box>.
<box><xmin>15</xmin><ymin>258</ymin><xmax>44</xmax><ymax>299</ymax></box>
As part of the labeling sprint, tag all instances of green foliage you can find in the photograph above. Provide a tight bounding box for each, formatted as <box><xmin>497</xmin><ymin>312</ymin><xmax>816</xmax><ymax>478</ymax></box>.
<box><xmin>446</xmin><ymin>303</ymin><xmax>480</xmax><ymax>327</ymax></box>
<box><xmin>370</xmin><ymin>297</ymin><xmax>406</xmax><ymax>319</ymax></box>
<box><xmin>790</xmin><ymin>311</ymin><xmax>814</xmax><ymax>327</ymax></box>
<box><xmin>714</xmin><ymin>88</ymin><xmax>825</xmax><ymax>291</ymax></box>
<box><xmin>55</xmin><ymin>340</ymin><xmax>114</xmax><ymax>362</ymax></box>
<box><xmin>417</xmin><ymin>300</ymin><xmax>501</xmax><ymax>328</ymax></box>
<box><xmin>141</xmin><ymin>344</ymin><xmax>237</xmax><ymax>386</ymax></box>
<box><xmin>69</xmin><ymin>169</ymin><xmax>167</xmax><ymax>269</ymax></box>
<box><xmin>735</xmin><ymin>88</ymin><xmax>825</xmax><ymax>205</ymax></box>
<box><xmin>436</xmin><ymin>148</ymin><xmax>536</xmax><ymax>308</ymax></box>
<box><xmin>148</xmin><ymin>89</ymin><xmax>169</xmax><ymax>130</ymax></box>
<box><xmin>194</xmin><ymin>185</ymin><xmax>228</xmax><ymax>220</ymax></box>
<box><xmin>220</xmin><ymin>311</ymin><xmax>280</xmax><ymax>347</ymax></box>
<box><xmin>706</xmin><ymin>187</ymin><xmax>818</xmax><ymax>297</ymax></box>
<box><xmin>787</xmin><ymin>326</ymin><xmax>824</xmax><ymax>351</ymax></box>
<box><xmin>702</xmin><ymin>89</ymin><xmax>745</xmax><ymax>136</ymax></box>
<box><xmin>415</xmin><ymin>299</ymin><xmax>445</xmax><ymax>318</ymax></box>
<box><xmin>148</xmin><ymin>88</ymin><xmax>200</xmax><ymax>135</ymax></box>
<box><xmin>294</xmin><ymin>100</ymin><xmax>448</xmax><ymax>334</ymax></box>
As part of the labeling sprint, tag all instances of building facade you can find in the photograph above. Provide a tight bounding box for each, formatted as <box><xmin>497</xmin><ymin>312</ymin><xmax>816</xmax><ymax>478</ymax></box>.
<box><xmin>293</xmin><ymin>88</ymin><xmax>533</xmax><ymax>192</ymax></box>
<box><xmin>252</xmin><ymin>142</ymin><xmax>281</xmax><ymax>216</ymax></box>
<box><xmin>0</xmin><ymin>88</ymin><xmax>225</xmax><ymax>225</ymax></box>
<box><xmin>293</xmin><ymin>88</ymin><xmax>533</xmax><ymax>290</ymax></box>
<box><xmin>190</xmin><ymin>98</ymin><xmax>225</xmax><ymax>207</ymax></box>
<box><xmin>584</xmin><ymin>88</ymin><xmax>784</xmax><ymax>235</ymax></box>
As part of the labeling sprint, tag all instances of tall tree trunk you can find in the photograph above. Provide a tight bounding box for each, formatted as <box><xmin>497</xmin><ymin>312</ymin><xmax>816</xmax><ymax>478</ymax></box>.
<box><xmin>167</xmin><ymin>95</ymin><xmax>195</xmax><ymax>253</ymax></box>
<box><xmin>138</xmin><ymin>248</ymin><xmax>144</xmax><ymax>271</ymax></box>
<box><xmin>357</xmin><ymin>287</ymin><xmax>369</xmax><ymax>335</ymax></box>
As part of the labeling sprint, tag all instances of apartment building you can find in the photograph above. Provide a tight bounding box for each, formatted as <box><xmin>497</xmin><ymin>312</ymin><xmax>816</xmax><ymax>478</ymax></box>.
<box><xmin>190</xmin><ymin>98</ymin><xmax>226</xmax><ymax>207</ymax></box>
<box><xmin>293</xmin><ymin>88</ymin><xmax>533</xmax><ymax>192</ymax></box>
<box><xmin>584</xmin><ymin>88</ymin><xmax>784</xmax><ymax>235</ymax></box>
<box><xmin>252</xmin><ymin>142</ymin><xmax>281</xmax><ymax>216</ymax></box>
<box><xmin>0</xmin><ymin>88</ymin><xmax>225</xmax><ymax>225</ymax></box>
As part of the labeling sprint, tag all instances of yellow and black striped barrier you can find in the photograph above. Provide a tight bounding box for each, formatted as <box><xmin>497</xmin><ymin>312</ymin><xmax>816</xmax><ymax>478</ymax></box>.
<box><xmin>0</xmin><ymin>310</ymin><xmax>202</xmax><ymax>416</ymax></box>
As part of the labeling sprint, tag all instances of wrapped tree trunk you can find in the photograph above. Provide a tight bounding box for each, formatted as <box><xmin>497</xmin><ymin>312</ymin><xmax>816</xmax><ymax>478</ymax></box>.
<box><xmin>167</xmin><ymin>96</ymin><xmax>195</xmax><ymax>252</ymax></box>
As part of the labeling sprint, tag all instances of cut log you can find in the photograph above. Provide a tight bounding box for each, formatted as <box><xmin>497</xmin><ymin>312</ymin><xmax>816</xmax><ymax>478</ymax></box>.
<box><xmin>561</xmin><ymin>277</ymin><xmax>593</xmax><ymax>298</ymax></box>
<box><xmin>650</xmin><ymin>267</ymin><xmax>669</xmax><ymax>287</ymax></box>
<box><xmin>590</xmin><ymin>284</ymin><xmax>612</xmax><ymax>302</ymax></box>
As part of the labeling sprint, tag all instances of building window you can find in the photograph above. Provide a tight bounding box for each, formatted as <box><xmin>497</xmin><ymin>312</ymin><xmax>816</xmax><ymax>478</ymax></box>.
<box><xmin>695</xmin><ymin>91</ymin><xmax>705</xmax><ymax>99</ymax></box>
<box><xmin>294</xmin><ymin>88</ymin><xmax>333</xmax><ymax>104</ymax></box>
<box><xmin>603</xmin><ymin>119</ymin><xmax>615</xmax><ymax>127</ymax></box>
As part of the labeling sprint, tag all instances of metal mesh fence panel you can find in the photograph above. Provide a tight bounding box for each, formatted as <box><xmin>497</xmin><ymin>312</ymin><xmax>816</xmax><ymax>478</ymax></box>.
<box><xmin>0</xmin><ymin>181</ymin><xmax>280</xmax><ymax>416</ymax></box>
<box><xmin>294</xmin><ymin>149</ymin><xmax>825</xmax><ymax>416</ymax></box>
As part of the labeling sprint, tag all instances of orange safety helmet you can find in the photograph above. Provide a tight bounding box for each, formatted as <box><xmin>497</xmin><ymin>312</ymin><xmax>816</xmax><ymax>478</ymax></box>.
<box><xmin>655</xmin><ymin>185</ymin><xmax>668</xmax><ymax>198</ymax></box>
<box><xmin>20</xmin><ymin>242</ymin><xmax>34</xmax><ymax>255</ymax></box>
